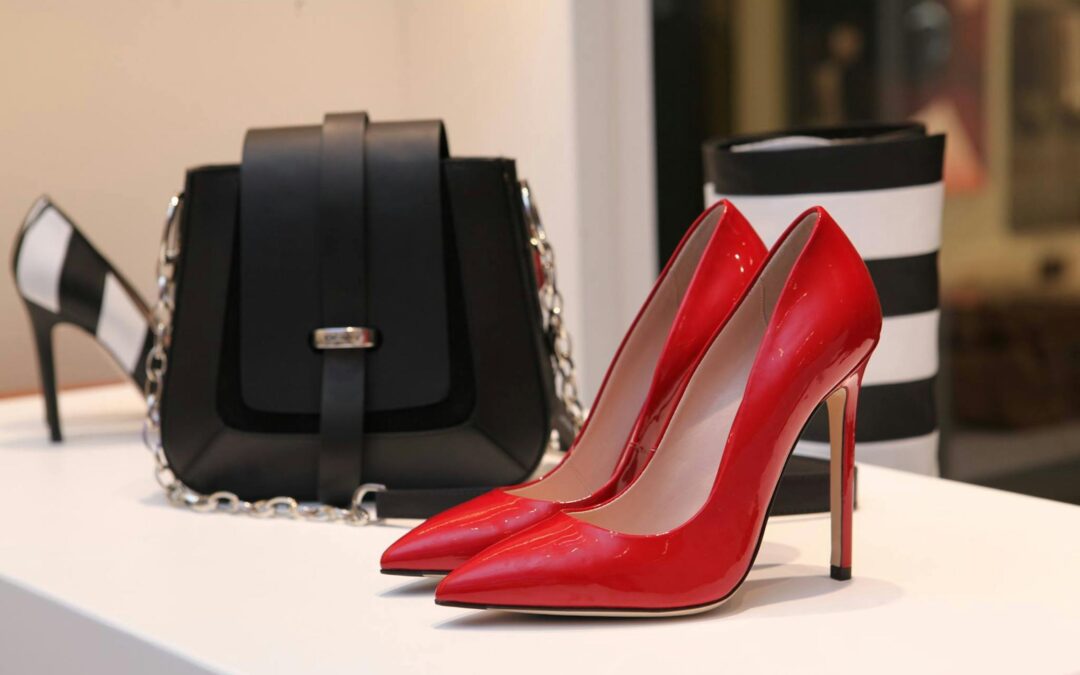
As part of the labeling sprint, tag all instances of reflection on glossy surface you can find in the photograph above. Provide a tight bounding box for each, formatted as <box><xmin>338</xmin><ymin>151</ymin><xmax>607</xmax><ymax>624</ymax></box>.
<box><xmin>435</xmin><ymin>208</ymin><xmax>882</xmax><ymax>614</ymax></box>
<box><xmin>381</xmin><ymin>490</ymin><xmax>563</xmax><ymax>572</ymax></box>
<box><xmin>380</xmin><ymin>201</ymin><xmax>766</xmax><ymax>574</ymax></box>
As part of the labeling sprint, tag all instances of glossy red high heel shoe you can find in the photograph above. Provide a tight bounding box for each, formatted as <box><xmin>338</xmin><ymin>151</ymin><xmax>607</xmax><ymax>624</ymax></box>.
<box><xmin>434</xmin><ymin>207</ymin><xmax>881</xmax><ymax>615</ymax></box>
<box><xmin>380</xmin><ymin>200</ymin><xmax>766</xmax><ymax>576</ymax></box>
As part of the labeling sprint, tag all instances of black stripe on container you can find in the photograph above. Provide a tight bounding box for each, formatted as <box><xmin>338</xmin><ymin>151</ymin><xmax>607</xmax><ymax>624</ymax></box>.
<box><xmin>866</xmin><ymin>252</ymin><xmax>939</xmax><ymax>317</ymax></box>
<box><xmin>703</xmin><ymin>124</ymin><xmax>945</xmax><ymax>195</ymax></box>
<box><xmin>58</xmin><ymin>230</ymin><xmax>107</xmax><ymax>333</ymax></box>
<box><xmin>801</xmin><ymin>376</ymin><xmax>937</xmax><ymax>444</ymax></box>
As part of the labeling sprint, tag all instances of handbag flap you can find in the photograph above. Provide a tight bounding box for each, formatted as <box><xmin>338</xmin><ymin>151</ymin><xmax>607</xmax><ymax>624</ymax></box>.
<box><xmin>238</xmin><ymin>116</ymin><xmax>451</xmax><ymax>414</ymax></box>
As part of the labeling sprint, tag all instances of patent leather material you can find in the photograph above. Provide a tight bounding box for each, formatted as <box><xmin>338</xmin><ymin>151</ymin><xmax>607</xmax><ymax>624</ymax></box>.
<box><xmin>434</xmin><ymin>208</ymin><xmax>882</xmax><ymax>613</ymax></box>
<box><xmin>380</xmin><ymin>201</ymin><xmax>766</xmax><ymax>574</ymax></box>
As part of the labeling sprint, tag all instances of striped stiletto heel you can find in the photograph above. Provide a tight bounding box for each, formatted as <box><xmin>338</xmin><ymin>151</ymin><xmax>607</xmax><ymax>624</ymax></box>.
<box><xmin>12</xmin><ymin>197</ymin><xmax>153</xmax><ymax>441</ymax></box>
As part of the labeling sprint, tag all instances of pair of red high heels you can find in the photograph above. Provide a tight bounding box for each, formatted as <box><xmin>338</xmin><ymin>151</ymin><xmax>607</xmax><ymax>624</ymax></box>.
<box><xmin>381</xmin><ymin>200</ymin><xmax>881</xmax><ymax>617</ymax></box>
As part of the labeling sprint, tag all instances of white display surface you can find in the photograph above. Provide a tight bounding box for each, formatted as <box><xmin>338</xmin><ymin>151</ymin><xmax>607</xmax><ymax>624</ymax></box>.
<box><xmin>1</xmin><ymin>385</ymin><xmax>1077</xmax><ymax>675</ymax></box>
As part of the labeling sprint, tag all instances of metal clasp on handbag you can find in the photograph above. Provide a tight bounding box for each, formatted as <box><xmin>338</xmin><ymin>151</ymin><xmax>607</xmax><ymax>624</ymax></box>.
<box><xmin>312</xmin><ymin>326</ymin><xmax>379</xmax><ymax>350</ymax></box>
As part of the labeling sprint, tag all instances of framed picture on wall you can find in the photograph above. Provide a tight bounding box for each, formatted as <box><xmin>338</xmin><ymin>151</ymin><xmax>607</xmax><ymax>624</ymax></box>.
<box><xmin>788</xmin><ymin>0</ymin><xmax>988</xmax><ymax>193</ymax></box>
<box><xmin>1010</xmin><ymin>3</ymin><xmax>1080</xmax><ymax>232</ymax></box>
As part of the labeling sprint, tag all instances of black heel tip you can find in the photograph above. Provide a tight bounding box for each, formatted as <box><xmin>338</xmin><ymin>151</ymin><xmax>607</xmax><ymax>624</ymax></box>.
<box><xmin>830</xmin><ymin>565</ymin><xmax>851</xmax><ymax>581</ymax></box>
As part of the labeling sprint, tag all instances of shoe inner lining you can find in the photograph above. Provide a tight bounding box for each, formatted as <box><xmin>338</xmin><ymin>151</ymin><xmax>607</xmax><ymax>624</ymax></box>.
<box><xmin>573</xmin><ymin>212</ymin><xmax>817</xmax><ymax>535</ymax></box>
<box><xmin>511</xmin><ymin>206</ymin><xmax>727</xmax><ymax>503</ymax></box>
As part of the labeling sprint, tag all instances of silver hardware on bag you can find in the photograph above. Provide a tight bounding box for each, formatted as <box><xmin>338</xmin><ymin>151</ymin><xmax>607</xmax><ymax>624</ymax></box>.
<box><xmin>143</xmin><ymin>181</ymin><xmax>584</xmax><ymax>524</ymax></box>
<box><xmin>312</xmin><ymin>326</ymin><xmax>378</xmax><ymax>350</ymax></box>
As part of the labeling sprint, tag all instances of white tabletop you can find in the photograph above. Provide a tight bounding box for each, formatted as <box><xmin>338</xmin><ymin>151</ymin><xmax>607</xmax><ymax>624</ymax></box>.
<box><xmin>0</xmin><ymin>384</ymin><xmax>1077</xmax><ymax>675</ymax></box>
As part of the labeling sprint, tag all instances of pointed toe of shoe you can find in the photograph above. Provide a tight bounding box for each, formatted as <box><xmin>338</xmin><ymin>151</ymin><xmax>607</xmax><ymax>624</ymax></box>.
<box><xmin>433</xmin><ymin>513</ymin><xmax>730</xmax><ymax>613</ymax></box>
<box><xmin>379</xmin><ymin>490</ymin><xmax>561</xmax><ymax>575</ymax></box>
<box><xmin>433</xmin><ymin>513</ymin><xmax>627</xmax><ymax>611</ymax></box>
<box><xmin>434</xmin><ymin>550</ymin><xmax>548</xmax><ymax>609</ymax></box>
<box><xmin>380</xmin><ymin>530</ymin><xmax>467</xmax><ymax>576</ymax></box>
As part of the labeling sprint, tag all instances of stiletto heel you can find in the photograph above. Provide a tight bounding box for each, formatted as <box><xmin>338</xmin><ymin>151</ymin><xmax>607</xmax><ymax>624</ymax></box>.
<box><xmin>26</xmin><ymin>303</ymin><xmax>63</xmax><ymax>442</ymax></box>
<box><xmin>827</xmin><ymin>358</ymin><xmax>867</xmax><ymax>582</ymax></box>
<box><xmin>11</xmin><ymin>196</ymin><xmax>154</xmax><ymax>441</ymax></box>
<box><xmin>435</xmin><ymin>206</ymin><xmax>883</xmax><ymax>616</ymax></box>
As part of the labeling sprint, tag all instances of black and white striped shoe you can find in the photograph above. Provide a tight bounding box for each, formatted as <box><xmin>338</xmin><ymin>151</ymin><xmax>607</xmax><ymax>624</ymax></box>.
<box><xmin>11</xmin><ymin>196</ymin><xmax>153</xmax><ymax>441</ymax></box>
<box><xmin>704</xmin><ymin>122</ymin><xmax>945</xmax><ymax>475</ymax></box>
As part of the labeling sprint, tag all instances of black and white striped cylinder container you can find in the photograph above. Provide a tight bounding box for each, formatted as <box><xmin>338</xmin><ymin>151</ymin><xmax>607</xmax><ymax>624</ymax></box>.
<box><xmin>703</xmin><ymin>123</ymin><xmax>945</xmax><ymax>475</ymax></box>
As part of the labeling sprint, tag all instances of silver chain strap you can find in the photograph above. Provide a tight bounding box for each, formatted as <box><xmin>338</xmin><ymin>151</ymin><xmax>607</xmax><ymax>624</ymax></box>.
<box><xmin>521</xmin><ymin>181</ymin><xmax>587</xmax><ymax>440</ymax></box>
<box><xmin>143</xmin><ymin>181</ymin><xmax>585</xmax><ymax>523</ymax></box>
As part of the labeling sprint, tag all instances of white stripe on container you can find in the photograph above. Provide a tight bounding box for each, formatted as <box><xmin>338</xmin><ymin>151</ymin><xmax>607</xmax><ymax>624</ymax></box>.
<box><xmin>863</xmin><ymin>310</ymin><xmax>939</xmax><ymax>386</ymax></box>
<box><xmin>794</xmin><ymin>431</ymin><xmax>940</xmax><ymax>476</ymax></box>
<box><xmin>705</xmin><ymin>181</ymin><xmax>944</xmax><ymax>260</ymax></box>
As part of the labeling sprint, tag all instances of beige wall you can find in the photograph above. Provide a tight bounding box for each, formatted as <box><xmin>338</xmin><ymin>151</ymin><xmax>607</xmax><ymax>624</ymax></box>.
<box><xmin>0</xmin><ymin>1</ymin><xmax>658</xmax><ymax>397</ymax></box>
<box><xmin>0</xmin><ymin>1</ymin><xmax>402</xmax><ymax>393</ymax></box>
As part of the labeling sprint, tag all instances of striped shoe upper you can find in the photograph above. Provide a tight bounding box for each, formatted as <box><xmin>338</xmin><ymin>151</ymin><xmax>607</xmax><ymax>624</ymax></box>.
<box><xmin>13</xmin><ymin>197</ymin><xmax>153</xmax><ymax>386</ymax></box>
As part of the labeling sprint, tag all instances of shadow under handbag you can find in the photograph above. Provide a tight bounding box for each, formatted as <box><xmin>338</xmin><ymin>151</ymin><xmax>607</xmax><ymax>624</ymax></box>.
<box><xmin>145</xmin><ymin>112</ymin><xmax>582</xmax><ymax>524</ymax></box>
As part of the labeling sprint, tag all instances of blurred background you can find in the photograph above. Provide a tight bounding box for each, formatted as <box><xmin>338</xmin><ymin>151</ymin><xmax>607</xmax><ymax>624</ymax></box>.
<box><xmin>654</xmin><ymin>0</ymin><xmax>1080</xmax><ymax>503</ymax></box>
<box><xmin>1</xmin><ymin>1</ymin><xmax>1077</xmax><ymax>503</ymax></box>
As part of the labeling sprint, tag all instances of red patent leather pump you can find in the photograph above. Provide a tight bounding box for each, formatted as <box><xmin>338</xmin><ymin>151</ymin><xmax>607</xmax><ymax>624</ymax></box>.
<box><xmin>434</xmin><ymin>207</ymin><xmax>882</xmax><ymax>615</ymax></box>
<box><xmin>380</xmin><ymin>201</ymin><xmax>766</xmax><ymax>576</ymax></box>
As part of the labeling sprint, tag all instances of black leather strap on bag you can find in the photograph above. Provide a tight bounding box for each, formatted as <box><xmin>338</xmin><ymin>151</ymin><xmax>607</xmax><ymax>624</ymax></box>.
<box><xmin>314</xmin><ymin>116</ymin><xmax>452</xmax><ymax>505</ymax></box>
<box><xmin>239</xmin><ymin>118</ymin><xmax>452</xmax><ymax>419</ymax></box>
<box><xmin>315</xmin><ymin>112</ymin><xmax>371</xmax><ymax>505</ymax></box>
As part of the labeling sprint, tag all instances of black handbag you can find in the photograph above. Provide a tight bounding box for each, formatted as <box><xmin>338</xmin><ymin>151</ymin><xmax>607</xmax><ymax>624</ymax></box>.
<box><xmin>147</xmin><ymin>112</ymin><xmax>580</xmax><ymax>522</ymax></box>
